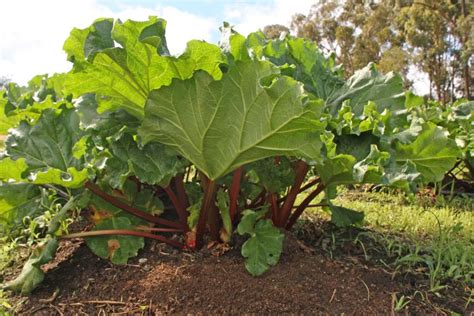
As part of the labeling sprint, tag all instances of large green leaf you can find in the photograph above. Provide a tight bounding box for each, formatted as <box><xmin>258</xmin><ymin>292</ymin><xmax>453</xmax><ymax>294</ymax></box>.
<box><xmin>221</xmin><ymin>27</ymin><xmax>343</xmax><ymax>100</ymax></box>
<box><xmin>238</xmin><ymin>210</ymin><xmax>283</xmax><ymax>276</ymax></box>
<box><xmin>389</xmin><ymin>123</ymin><xmax>461</xmax><ymax>182</ymax></box>
<box><xmin>4</xmin><ymin>108</ymin><xmax>87</xmax><ymax>187</ymax></box>
<box><xmin>325</xmin><ymin>63</ymin><xmax>405</xmax><ymax>116</ymax></box>
<box><xmin>65</xmin><ymin>17</ymin><xmax>225</xmax><ymax>118</ymax></box>
<box><xmin>140</xmin><ymin>59</ymin><xmax>325</xmax><ymax>180</ymax></box>
<box><xmin>104</xmin><ymin>133</ymin><xmax>184</xmax><ymax>188</ymax></box>
<box><xmin>64</xmin><ymin>18</ymin><xmax>115</xmax><ymax>62</ymax></box>
<box><xmin>0</xmin><ymin>94</ymin><xmax>66</xmax><ymax>134</ymax></box>
<box><xmin>0</xmin><ymin>183</ymin><xmax>43</xmax><ymax>231</ymax></box>
<box><xmin>316</xmin><ymin>154</ymin><xmax>356</xmax><ymax>186</ymax></box>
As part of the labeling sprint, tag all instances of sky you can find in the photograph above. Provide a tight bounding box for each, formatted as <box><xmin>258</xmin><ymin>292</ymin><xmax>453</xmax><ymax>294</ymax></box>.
<box><xmin>0</xmin><ymin>0</ymin><xmax>429</xmax><ymax>94</ymax></box>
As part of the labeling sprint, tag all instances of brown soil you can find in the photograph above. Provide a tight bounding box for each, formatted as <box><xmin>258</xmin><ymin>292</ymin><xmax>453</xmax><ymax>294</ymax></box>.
<box><xmin>7</xmin><ymin>230</ymin><xmax>468</xmax><ymax>316</ymax></box>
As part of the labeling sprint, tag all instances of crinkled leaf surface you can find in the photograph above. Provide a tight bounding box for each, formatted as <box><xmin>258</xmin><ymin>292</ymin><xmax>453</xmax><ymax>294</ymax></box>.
<box><xmin>65</xmin><ymin>17</ymin><xmax>225</xmax><ymax>118</ymax></box>
<box><xmin>0</xmin><ymin>183</ymin><xmax>43</xmax><ymax>231</ymax></box>
<box><xmin>140</xmin><ymin>59</ymin><xmax>325</xmax><ymax>180</ymax></box>
<box><xmin>3</xmin><ymin>238</ymin><xmax>58</xmax><ymax>294</ymax></box>
<box><xmin>4</xmin><ymin>108</ymin><xmax>87</xmax><ymax>187</ymax></box>
<box><xmin>64</xmin><ymin>18</ymin><xmax>115</xmax><ymax>62</ymax></box>
<box><xmin>239</xmin><ymin>216</ymin><xmax>283</xmax><ymax>276</ymax></box>
<box><xmin>104</xmin><ymin>133</ymin><xmax>184</xmax><ymax>188</ymax></box>
<box><xmin>0</xmin><ymin>95</ymin><xmax>67</xmax><ymax>134</ymax></box>
<box><xmin>389</xmin><ymin>123</ymin><xmax>461</xmax><ymax>182</ymax></box>
<box><xmin>222</xmin><ymin>28</ymin><xmax>343</xmax><ymax>100</ymax></box>
<box><xmin>316</xmin><ymin>154</ymin><xmax>356</xmax><ymax>186</ymax></box>
<box><xmin>353</xmin><ymin>145</ymin><xmax>389</xmax><ymax>183</ymax></box>
<box><xmin>325</xmin><ymin>63</ymin><xmax>405</xmax><ymax>117</ymax></box>
<box><xmin>75</xmin><ymin>94</ymin><xmax>140</xmax><ymax>137</ymax></box>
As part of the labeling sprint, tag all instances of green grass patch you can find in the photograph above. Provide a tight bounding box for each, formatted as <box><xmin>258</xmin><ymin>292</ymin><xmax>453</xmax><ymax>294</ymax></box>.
<box><xmin>299</xmin><ymin>189</ymin><xmax>473</xmax><ymax>294</ymax></box>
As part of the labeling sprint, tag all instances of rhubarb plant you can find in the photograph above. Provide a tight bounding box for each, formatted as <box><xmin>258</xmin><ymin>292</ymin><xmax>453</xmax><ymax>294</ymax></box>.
<box><xmin>0</xmin><ymin>17</ymin><xmax>467</xmax><ymax>294</ymax></box>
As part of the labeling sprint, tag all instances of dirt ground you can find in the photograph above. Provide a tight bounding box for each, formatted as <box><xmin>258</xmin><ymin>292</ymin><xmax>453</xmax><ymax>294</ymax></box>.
<box><xmin>6</xmin><ymin>228</ymin><xmax>470</xmax><ymax>316</ymax></box>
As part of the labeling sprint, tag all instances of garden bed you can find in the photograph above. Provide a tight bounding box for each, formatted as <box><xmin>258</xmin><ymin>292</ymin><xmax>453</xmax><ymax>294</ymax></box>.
<box><xmin>8</xmin><ymin>231</ymin><xmax>468</xmax><ymax>315</ymax></box>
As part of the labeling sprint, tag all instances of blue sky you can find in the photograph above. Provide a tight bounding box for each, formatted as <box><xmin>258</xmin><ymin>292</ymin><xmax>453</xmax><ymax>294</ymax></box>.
<box><xmin>97</xmin><ymin>0</ymin><xmax>276</xmax><ymax>19</ymax></box>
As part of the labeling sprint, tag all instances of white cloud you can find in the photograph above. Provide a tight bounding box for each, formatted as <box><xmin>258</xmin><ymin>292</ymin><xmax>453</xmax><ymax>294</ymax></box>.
<box><xmin>0</xmin><ymin>0</ymin><xmax>215</xmax><ymax>85</ymax></box>
<box><xmin>407</xmin><ymin>65</ymin><xmax>430</xmax><ymax>96</ymax></box>
<box><xmin>159</xmin><ymin>6</ymin><xmax>216</xmax><ymax>54</ymax></box>
<box><xmin>224</xmin><ymin>0</ymin><xmax>314</xmax><ymax>35</ymax></box>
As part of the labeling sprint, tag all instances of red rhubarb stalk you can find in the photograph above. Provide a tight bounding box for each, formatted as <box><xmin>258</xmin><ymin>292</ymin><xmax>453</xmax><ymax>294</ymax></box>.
<box><xmin>285</xmin><ymin>183</ymin><xmax>325</xmax><ymax>230</ymax></box>
<box><xmin>267</xmin><ymin>192</ymin><xmax>280</xmax><ymax>223</ymax></box>
<box><xmin>194</xmin><ymin>174</ymin><xmax>217</xmax><ymax>249</ymax></box>
<box><xmin>277</xmin><ymin>160</ymin><xmax>309</xmax><ymax>227</ymax></box>
<box><xmin>174</xmin><ymin>174</ymin><xmax>189</xmax><ymax>209</ymax></box>
<box><xmin>229</xmin><ymin>166</ymin><xmax>244</xmax><ymax>221</ymax></box>
<box><xmin>85</xmin><ymin>181</ymin><xmax>182</xmax><ymax>229</ymax></box>
<box><xmin>163</xmin><ymin>185</ymin><xmax>189</xmax><ymax>231</ymax></box>
<box><xmin>277</xmin><ymin>177</ymin><xmax>320</xmax><ymax>204</ymax></box>
<box><xmin>62</xmin><ymin>229</ymin><xmax>184</xmax><ymax>248</ymax></box>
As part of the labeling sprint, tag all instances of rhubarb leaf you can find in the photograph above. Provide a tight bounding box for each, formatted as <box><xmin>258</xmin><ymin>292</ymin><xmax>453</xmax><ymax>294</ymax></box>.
<box><xmin>104</xmin><ymin>133</ymin><xmax>184</xmax><ymax>188</ymax></box>
<box><xmin>86</xmin><ymin>217</ymin><xmax>144</xmax><ymax>264</ymax></box>
<box><xmin>0</xmin><ymin>183</ymin><xmax>44</xmax><ymax>232</ymax></box>
<box><xmin>0</xmin><ymin>157</ymin><xmax>28</xmax><ymax>181</ymax></box>
<box><xmin>239</xmin><ymin>215</ymin><xmax>283</xmax><ymax>276</ymax></box>
<box><xmin>65</xmin><ymin>17</ymin><xmax>225</xmax><ymax>118</ymax></box>
<box><xmin>389</xmin><ymin>123</ymin><xmax>461</xmax><ymax>182</ymax></box>
<box><xmin>250</xmin><ymin>157</ymin><xmax>295</xmax><ymax>193</ymax></box>
<box><xmin>140</xmin><ymin>59</ymin><xmax>325</xmax><ymax>180</ymax></box>
<box><xmin>5</xmin><ymin>108</ymin><xmax>87</xmax><ymax>188</ymax></box>
<box><xmin>326</xmin><ymin>63</ymin><xmax>405</xmax><ymax>116</ymax></box>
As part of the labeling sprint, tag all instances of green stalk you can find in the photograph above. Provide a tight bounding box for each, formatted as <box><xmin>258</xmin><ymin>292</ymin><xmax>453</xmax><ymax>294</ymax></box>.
<box><xmin>47</xmin><ymin>196</ymin><xmax>76</xmax><ymax>235</ymax></box>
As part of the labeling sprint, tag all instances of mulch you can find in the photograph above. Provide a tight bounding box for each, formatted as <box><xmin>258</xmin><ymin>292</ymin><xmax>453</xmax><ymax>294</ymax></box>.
<box><xmin>7</xmin><ymin>230</ymin><xmax>470</xmax><ymax>315</ymax></box>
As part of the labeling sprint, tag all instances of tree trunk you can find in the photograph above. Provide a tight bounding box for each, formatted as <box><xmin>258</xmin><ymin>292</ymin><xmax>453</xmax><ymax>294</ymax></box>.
<box><xmin>460</xmin><ymin>0</ymin><xmax>472</xmax><ymax>99</ymax></box>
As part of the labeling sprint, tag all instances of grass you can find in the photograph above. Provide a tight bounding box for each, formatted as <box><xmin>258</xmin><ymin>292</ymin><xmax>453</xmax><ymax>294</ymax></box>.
<box><xmin>336</xmin><ymin>190</ymin><xmax>473</xmax><ymax>240</ymax></box>
<box><xmin>0</xmin><ymin>238</ymin><xmax>21</xmax><ymax>315</ymax></box>
<box><xmin>340</xmin><ymin>191</ymin><xmax>472</xmax><ymax>289</ymax></box>
<box><xmin>296</xmin><ymin>188</ymin><xmax>473</xmax><ymax>310</ymax></box>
